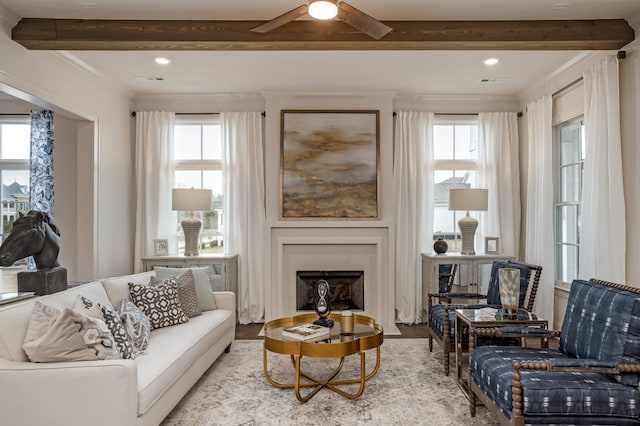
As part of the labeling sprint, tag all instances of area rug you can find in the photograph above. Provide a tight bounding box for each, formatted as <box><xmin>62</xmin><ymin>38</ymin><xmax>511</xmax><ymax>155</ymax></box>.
<box><xmin>162</xmin><ymin>339</ymin><xmax>499</xmax><ymax>426</ymax></box>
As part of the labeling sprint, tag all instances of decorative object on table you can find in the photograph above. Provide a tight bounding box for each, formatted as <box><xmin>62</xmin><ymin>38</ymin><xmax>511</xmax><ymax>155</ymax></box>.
<box><xmin>172</xmin><ymin>188</ymin><xmax>212</xmax><ymax>256</ymax></box>
<box><xmin>153</xmin><ymin>239</ymin><xmax>169</xmax><ymax>256</ymax></box>
<box><xmin>0</xmin><ymin>210</ymin><xmax>67</xmax><ymax>295</ymax></box>
<box><xmin>448</xmin><ymin>188</ymin><xmax>488</xmax><ymax>255</ymax></box>
<box><xmin>282</xmin><ymin>322</ymin><xmax>331</xmax><ymax>341</ymax></box>
<box><xmin>498</xmin><ymin>267</ymin><xmax>520</xmax><ymax>318</ymax></box>
<box><xmin>484</xmin><ymin>236</ymin><xmax>499</xmax><ymax>254</ymax></box>
<box><xmin>433</xmin><ymin>238</ymin><xmax>448</xmax><ymax>254</ymax></box>
<box><xmin>313</xmin><ymin>279</ymin><xmax>334</xmax><ymax>328</ymax></box>
<box><xmin>280</xmin><ymin>110</ymin><xmax>380</xmax><ymax>220</ymax></box>
<box><xmin>340</xmin><ymin>310</ymin><xmax>354</xmax><ymax>334</ymax></box>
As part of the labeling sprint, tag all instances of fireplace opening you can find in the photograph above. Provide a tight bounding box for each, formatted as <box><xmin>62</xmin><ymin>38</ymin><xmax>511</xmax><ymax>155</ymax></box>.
<box><xmin>296</xmin><ymin>270</ymin><xmax>364</xmax><ymax>311</ymax></box>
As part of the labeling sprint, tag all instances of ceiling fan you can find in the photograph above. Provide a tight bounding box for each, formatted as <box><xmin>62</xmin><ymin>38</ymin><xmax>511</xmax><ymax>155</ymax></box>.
<box><xmin>250</xmin><ymin>0</ymin><xmax>393</xmax><ymax>40</ymax></box>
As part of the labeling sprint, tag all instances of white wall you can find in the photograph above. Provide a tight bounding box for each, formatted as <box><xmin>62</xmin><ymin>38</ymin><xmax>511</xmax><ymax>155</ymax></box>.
<box><xmin>0</xmin><ymin>6</ymin><xmax>134</xmax><ymax>280</ymax></box>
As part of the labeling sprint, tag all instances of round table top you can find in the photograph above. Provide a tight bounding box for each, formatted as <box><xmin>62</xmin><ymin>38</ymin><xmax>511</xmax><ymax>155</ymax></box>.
<box><xmin>263</xmin><ymin>312</ymin><xmax>383</xmax><ymax>357</ymax></box>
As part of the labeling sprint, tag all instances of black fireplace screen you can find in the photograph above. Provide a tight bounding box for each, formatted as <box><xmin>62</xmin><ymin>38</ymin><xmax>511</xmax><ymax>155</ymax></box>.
<box><xmin>296</xmin><ymin>270</ymin><xmax>364</xmax><ymax>311</ymax></box>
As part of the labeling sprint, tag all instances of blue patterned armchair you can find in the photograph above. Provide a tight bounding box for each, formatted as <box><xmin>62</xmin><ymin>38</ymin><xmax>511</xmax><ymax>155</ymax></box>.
<box><xmin>427</xmin><ymin>260</ymin><xmax>542</xmax><ymax>375</ymax></box>
<box><xmin>470</xmin><ymin>278</ymin><xmax>640</xmax><ymax>425</ymax></box>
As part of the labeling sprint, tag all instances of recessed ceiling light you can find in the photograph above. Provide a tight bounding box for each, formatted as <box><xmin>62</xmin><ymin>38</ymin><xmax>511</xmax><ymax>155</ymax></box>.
<box><xmin>78</xmin><ymin>2</ymin><xmax>98</xmax><ymax>8</ymax></box>
<box><xmin>552</xmin><ymin>2</ymin><xmax>571</xmax><ymax>10</ymax></box>
<box><xmin>154</xmin><ymin>57</ymin><xmax>171</xmax><ymax>65</ymax></box>
<box><xmin>483</xmin><ymin>58</ymin><xmax>499</xmax><ymax>66</ymax></box>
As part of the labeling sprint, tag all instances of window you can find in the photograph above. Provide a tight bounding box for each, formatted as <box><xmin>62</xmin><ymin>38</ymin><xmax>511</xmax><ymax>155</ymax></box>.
<box><xmin>0</xmin><ymin>118</ymin><xmax>30</xmax><ymax>239</ymax></box>
<box><xmin>432</xmin><ymin>116</ymin><xmax>479</xmax><ymax>252</ymax></box>
<box><xmin>174</xmin><ymin>115</ymin><xmax>223</xmax><ymax>254</ymax></box>
<box><xmin>554</xmin><ymin>118</ymin><xmax>584</xmax><ymax>284</ymax></box>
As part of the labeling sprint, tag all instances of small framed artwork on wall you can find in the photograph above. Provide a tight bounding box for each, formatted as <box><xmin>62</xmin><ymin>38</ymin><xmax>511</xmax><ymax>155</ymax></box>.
<box><xmin>153</xmin><ymin>239</ymin><xmax>169</xmax><ymax>256</ymax></box>
<box><xmin>485</xmin><ymin>237</ymin><xmax>499</xmax><ymax>254</ymax></box>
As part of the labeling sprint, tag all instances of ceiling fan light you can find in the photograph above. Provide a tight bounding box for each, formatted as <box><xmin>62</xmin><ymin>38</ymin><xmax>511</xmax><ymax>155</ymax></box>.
<box><xmin>309</xmin><ymin>0</ymin><xmax>338</xmax><ymax>20</ymax></box>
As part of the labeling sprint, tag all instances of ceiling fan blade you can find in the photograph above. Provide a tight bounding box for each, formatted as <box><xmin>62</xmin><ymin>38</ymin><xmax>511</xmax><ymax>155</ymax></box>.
<box><xmin>338</xmin><ymin>2</ymin><xmax>392</xmax><ymax>40</ymax></box>
<box><xmin>251</xmin><ymin>4</ymin><xmax>309</xmax><ymax>33</ymax></box>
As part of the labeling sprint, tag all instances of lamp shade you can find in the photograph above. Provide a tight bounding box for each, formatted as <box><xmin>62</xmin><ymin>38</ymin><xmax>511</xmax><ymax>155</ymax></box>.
<box><xmin>309</xmin><ymin>0</ymin><xmax>338</xmax><ymax>20</ymax></box>
<box><xmin>448</xmin><ymin>188</ymin><xmax>488</xmax><ymax>212</ymax></box>
<box><xmin>172</xmin><ymin>188</ymin><xmax>212</xmax><ymax>212</ymax></box>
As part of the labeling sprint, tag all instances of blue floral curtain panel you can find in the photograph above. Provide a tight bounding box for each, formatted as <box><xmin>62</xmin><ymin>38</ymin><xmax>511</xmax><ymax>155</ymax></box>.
<box><xmin>28</xmin><ymin>110</ymin><xmax>55</xmax><ymax>270</ymax></box>
<box><xmin>29</xmin><ymin>110</ymin><xmax>55</xmax><ymax>215</ymax></box>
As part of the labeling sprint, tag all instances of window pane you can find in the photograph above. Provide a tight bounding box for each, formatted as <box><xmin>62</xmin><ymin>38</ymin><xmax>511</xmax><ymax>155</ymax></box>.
<box><xmin>175</xmin><ymin>170</ymin><xmax>202</xmax><ymax>189</ymax></box>
<box><xmin>202</xmin><ymin>125</ymin><xmax>222</xmax><ymax>160</ymax></box>
<box><xmin>560</xmin><ymin>164</ymin><xmax>581</xmax><ymax>202</ymax></box>
<box><xmin>1</xmin><ymin>170</ymin><xmax>29</xmax><ymax>235</ymax></box>
<box><xmin>454</xmin><ymin>125</ymin><xmax>477</xmax><ymax>160</ymax></box>
<box><xmin>175</xmin><ymin>125</ymin><xmax>202</xmax><ymax>160</ymax></box>
<box><xmin>434</xmin><ymin>126</ymin><xmax>453</xmax><ymax>160</ymax></box>
<box><xmin>203</xmin><ymin>170</ymin><xmax>222</xmax><ymax>197</ymax></box>
<box><xmin>1</xmin><ymin>124</ymin><xmax>30</xmax><ymax>159</ymax></box>
<box><xmin>556</xmin><ymin>243</ymin><xmax>578</xmax><ymax>282</ymax></box>
<box><xmin>555</xmin><ymin>205</ymin><xmax>580</xmax><ymax>245</ymax></box>
<box><xmin>559</xmin><ymin>122</ymin><xmax>581</xmax><ymax>165</ymax></box>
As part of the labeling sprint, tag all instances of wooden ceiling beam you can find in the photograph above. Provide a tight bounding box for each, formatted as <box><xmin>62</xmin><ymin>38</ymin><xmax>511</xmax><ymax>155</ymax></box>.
<box><xmin>12</xmin><ymin>18</ymin><xmax>634</xmax><ymax>51</ymax></box>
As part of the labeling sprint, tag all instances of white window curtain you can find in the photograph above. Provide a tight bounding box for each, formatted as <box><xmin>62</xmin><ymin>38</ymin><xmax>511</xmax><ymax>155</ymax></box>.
<box><xmin>134</xmin><ymin>111</ymin><xmax>176</xmax><ymax>272</ymax></box>
<box><xmin>477</xmin><ymin>112</ymin><xmax>521</xmax><ymax>256</ymax></box>
<box><xmin>221</xmin><ymin>112</ymin><xmax>265</xmax><ymax>324</ymax></box>
<box><xmin>580</xmin><ymin>56</ymin><xmax>625</xmax><ymax>282</ymax></box>
<box><xmin>393</xmin><ymin>111</ymin><xmax>434</xmax><ymax>324</ymax></box>
<box><xmin>524</xmin><ymin>96</ymin><xmax>555</xmax><ymax>325</ymax></box>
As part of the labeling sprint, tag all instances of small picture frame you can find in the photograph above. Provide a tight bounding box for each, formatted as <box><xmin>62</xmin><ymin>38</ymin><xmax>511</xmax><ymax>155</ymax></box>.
<box><xmin>485</xmin><ymin>237</ymin><xmax>499</xmax><ymax>254</ymax></box>
<box><xmin>153</xmin><ymin>239</ymin><xmax>169</xmax><ymax>256</ymax></box>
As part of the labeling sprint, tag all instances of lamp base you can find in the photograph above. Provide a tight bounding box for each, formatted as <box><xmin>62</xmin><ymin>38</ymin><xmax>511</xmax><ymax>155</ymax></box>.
<box><xmin>458</xmin><ymin>211</ymin><xmax>478</xmax><ymax>255</ymax></box>
<box><xmin>181</xmin><ymin>214</ymin><xmax>202</xmax><ymax>256</ymax></box>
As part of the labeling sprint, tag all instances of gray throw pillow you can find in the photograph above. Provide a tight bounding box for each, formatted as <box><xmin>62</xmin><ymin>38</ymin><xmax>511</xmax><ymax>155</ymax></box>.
<box><xmin>118</xmin><ymin>298</ymin><xmax>151</xmax><ymax>354</ymax></box>
<box><xmin>150</xmin><ymin>270</ymin><xmax>202</xmax><ymax>318</ymax></box>
<box><xmin>154</xmin><ymin>266</ymin><xmax>217</xmax><ymax>311</ymax></box>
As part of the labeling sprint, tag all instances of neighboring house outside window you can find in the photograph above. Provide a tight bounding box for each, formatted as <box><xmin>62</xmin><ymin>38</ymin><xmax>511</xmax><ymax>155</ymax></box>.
<box><xmin>0</xmin><ymin>118</ymin><xmax>30</xmax><ymax>239</ymax></box>
<box><xmin>554</xmin><ymin>118</ymin><xmax>584</xmax><ymax>284</ymax></box>
<box><xmin>433</xmin><ymin>116</ymin><xmax>479</xmax><ymax>253</ymax></box>
<box><xmin>174</xmin><ymin>115</ymin><xmax>223</xmax><ymax>254</ymax></box>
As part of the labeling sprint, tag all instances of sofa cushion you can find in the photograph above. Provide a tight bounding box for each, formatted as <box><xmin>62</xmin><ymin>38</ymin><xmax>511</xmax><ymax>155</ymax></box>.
<box><xmin>118</xmin><ymin>298</ymin><xmax>151</xmax><ymax>354</ymax></box>
<box><xmin>560</xmin><ymin>279</ymin><xmax>640</xmax><ymax>385</ymax></box>
<box><xmin>471</xmin><ymin>345</ymin><xmax>640</xmax><ymax>420</ymax></box>
<box><xmin>23</xmin><ymin>302</ymin><xmax>117</xmax><ymax>362</ymax></box>
<box><xmin>101</xmin><ymin>271</ymin><xmax>156</xmax><ymax>308</ymax></box>
<box><xmin>128</xmin><ymin>282</ymin><xmax>188</xmax><ymax>330</ymax></box>
<box><xmin>154</xmin><ymin>266</ymin><xmax>216</xmax><ymax>311</ymax></box>
<box><xmin>149</xmin><ymin>270</ymin><xmax>202</xmax><ymax>318</ymax></box>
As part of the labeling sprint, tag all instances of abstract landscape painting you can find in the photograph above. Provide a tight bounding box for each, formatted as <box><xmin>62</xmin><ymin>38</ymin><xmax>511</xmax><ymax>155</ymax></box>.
<box><xmin>280</xmin><ymin>110</ymin><xmax>379</xmax><ymax>219</ymax></box>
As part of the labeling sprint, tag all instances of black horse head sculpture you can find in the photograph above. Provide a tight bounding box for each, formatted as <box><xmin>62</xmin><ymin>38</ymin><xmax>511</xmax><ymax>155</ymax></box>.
<box><xmin>0</xmin><ymin>210</ymin><xmax>61</xmax><ymax>269</ymax></box>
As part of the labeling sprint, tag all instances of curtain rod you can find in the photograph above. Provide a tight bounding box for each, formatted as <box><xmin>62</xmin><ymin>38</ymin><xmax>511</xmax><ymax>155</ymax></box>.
<box><xmin>131</xmin><ymin>111</ymin><xmax>266</xmax><ymax>117</ymax></box>
<box><xmin>552</xmin><ymin>77</ymin><xmax>584</xmax><ymax>98</ymax></box>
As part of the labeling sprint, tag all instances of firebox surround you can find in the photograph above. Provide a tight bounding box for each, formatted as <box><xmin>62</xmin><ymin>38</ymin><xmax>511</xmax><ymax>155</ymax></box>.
<box><xmin>296</xmin><ymin>270</ymin><xmax>365</xmax><ymax>312</ymax></box>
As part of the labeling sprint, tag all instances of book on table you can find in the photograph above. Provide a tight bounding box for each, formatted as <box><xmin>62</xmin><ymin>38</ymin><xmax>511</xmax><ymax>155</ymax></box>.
<box><xmin>282</xmin><ymin>323</ymin><xmax>331</xmax><ymax>341</ymax></box>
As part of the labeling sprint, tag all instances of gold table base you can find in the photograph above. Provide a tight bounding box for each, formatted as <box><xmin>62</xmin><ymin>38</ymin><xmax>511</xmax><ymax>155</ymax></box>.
<box><xmin>262</xmin><ymin>313</ymin><xmax>383</xmax><ymax>403</ymax></box>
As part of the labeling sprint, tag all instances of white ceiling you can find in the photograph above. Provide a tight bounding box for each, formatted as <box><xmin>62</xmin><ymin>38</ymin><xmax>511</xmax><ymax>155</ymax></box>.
<box><xmin>2</xmin><ymin>0</ymin><xmax>640</xmax><ymax>97</ymax></box>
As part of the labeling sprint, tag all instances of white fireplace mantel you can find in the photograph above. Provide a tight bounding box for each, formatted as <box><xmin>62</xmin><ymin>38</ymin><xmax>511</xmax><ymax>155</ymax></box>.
<box><xmin>266</xmin><ymin>226</ymin><xmax>399</xmax><ymax>335</ymax></box>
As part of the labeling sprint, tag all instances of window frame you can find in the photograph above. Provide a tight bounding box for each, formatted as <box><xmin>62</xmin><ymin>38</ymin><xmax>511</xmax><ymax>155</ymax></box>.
<box><xmin>553</xmin><ymin>116</ymin><xmax>584</xmax><ymax>286</ymax></box>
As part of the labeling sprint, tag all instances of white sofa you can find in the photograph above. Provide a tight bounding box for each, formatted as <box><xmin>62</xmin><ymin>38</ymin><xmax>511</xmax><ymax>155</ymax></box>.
<box><xmin>0</xmin><ymin>270</ymin><xmax>236</xmax><ymax>426</ymax></box>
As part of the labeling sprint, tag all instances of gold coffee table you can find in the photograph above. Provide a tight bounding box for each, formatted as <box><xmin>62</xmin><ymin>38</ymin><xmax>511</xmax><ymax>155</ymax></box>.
<box><xmin>263</xmin><ymin>313</ymin><xmax>383</xmax><ymax>403</ymax></box>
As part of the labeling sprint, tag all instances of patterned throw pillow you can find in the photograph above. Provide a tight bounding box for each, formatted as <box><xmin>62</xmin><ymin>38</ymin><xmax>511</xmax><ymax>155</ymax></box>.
<box><xmin>128</xmin><ymin>281</ymin><xmax>189</xmax><ymax>330</ymax></box>
<box><xmin>149</xmin><ymin>270</ymin><xmax>202</xmax><ymax>318</ymax></box>
<box><xmin>73</xmin><ymin>295</ymin><xmax>105</xmax><ymax>321</ymax></box>
<box><xmin>118</xmin><ymin>298</ymin><xmax>151</xmax><ymax>354</ymax></box>
<box><xmin>23</xmin><ymin>302</ymin><xmax>118</xmax><ymax>362</ymax></box>
<box><xmin>154</xmin><ymin>267</ymin><xmax>217</xmax><ymax>311</ymax></box>
<box><xmin>100</xmin><ymin>305</ymin><xmax>135</xmax><ymax>359</ymax></box>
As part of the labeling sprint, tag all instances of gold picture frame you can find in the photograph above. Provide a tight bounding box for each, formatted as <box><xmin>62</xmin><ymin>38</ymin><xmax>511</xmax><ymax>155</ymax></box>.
<box><xmin>485</xmin><ymin>237</ymin><xmax>499</xmax><ymax>254</ymax></box>
<box><xmin>280</xmin><ymin>110</ymin><xmax>380</xmax><ymax>220</ymax></box>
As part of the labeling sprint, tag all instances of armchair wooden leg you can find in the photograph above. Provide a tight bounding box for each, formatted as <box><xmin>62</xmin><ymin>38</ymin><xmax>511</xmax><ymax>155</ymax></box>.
<box><xmin>470</xmin><ymin>384</ymin><xmax>476</xmax><ymax>417</ymax></box>
<box><xmin>428</xmin><ymin>336</ymin><xmax>433</xmax><ymax>352</ymax></box>
<box><xmin>444</xmin><ymin>352</ymin><xmax>450</xmax><ymax>376</ymax></box>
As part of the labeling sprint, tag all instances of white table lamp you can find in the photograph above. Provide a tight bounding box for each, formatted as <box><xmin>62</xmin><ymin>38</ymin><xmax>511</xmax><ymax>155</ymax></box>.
<box><xmin>448</xmin><ymin>188</ymin><xmax>488</xmax><ymax>255</ymax></box>
<box><xmin>172</xmin><ymin>188</ymin><xmax>212</xmax><ymax>256</ymax></box>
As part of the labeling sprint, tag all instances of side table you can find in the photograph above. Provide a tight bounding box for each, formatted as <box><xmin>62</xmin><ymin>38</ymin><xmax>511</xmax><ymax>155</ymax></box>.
<box><xmin>454</xmin><ymin>308</ymin><xmax>547</xmax><ymax>399</ymax></box>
